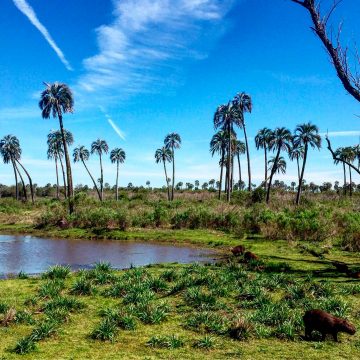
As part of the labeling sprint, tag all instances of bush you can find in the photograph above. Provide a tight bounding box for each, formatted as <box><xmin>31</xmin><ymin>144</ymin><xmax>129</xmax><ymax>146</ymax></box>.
<box><xmin>91</xmin><ymin>319</ymin><xmax>118</xmax><ymax>342</ymax></box>
<box><xmin>147</xmin><ymin>335</ymin><xmax>184</xmax><ymax>349</ymax></box>
<box><xmin>42</xmin><ymin>265</ymin><xmax>70</xmax><ymax>280</ymax></box>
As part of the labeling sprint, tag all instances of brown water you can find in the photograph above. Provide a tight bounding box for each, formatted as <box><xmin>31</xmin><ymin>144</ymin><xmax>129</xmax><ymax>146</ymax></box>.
<box><xmin>0</xmin><ymin>235</ymin><xmax>215</xmax><ymax>275</ymax></box>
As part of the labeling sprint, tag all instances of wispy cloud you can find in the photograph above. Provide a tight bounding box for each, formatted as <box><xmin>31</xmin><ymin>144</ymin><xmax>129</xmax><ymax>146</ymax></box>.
<box><xmin>78</xmin><ymin>0</ymin><xmax>234</xmax><ymax>98</ymax></box>
<box><xmin>98</xmin><ymin>106</ymin><xmax>126</xmax><ymax>140</ymax></box>
<box><xmin>12</xmin><ymin>0</ymin><xmax>72</xmax><ymax>71</ymax></box>
<box><xmin>321</xmin><ymin>130</ymin><xmax>360</xmax><ymax>138</ymax></box>
<box><xmin>270</xmin><ymin>72</ymin><xmax>331</xmax><ymax>86</ymax></box>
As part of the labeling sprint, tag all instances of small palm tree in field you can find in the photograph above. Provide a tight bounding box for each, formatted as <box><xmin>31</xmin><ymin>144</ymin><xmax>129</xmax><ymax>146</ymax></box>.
<box><xmin>288</xmin><ymin>143</ymin><xmax>305</xmax><ymax>182</ymax></box>
<box><xmin>266</xmin><ymin>127</ymin><xmax>292</xmax><ymax>204</ymax></box>
<box><xmin>255</xmin><ymin>127</ymin><xmax>272</xmax><ymax>189</ymax></box>
<box><xmin>110</xmin><ymin>148</ymin><xmax>126</xmax><ymax>201</ymax></box>
<box><xmin>210</xmin><ymin>130</ymin><xmax>227</xmax><ymax>199</ymax></box>
<box><xmin>164</xmin><ymin>133</ymin><xmax>181</xmax><ymax>201</ymax></box>
<box><xmin>342</xmin><ymin>146</ymin><xmax>356</xmax><ymax>196</ymax></box>
<box><xmin>73</xmin><ymin>146</ymin><xmax>101</xmax><ymax>200</ymax></box>
<box><xmin>293</xmin><ymin>123</ymin><xmax>321</xmax><ymax>205</ymax></box>
<box><xmin>268</xmin><ymin>156</ymin><xmax>287</xmax><ymax>176</ymax></box>
<box><xmin>234</xmin><ymin>140</ymin><xmax>246</xmax><ymax>190</ymax></box>
<box><xmin>334</xmin><ymin>147</ymin><xmax>348</xmax><ymax>195</ymax></box>
<box><xmin>155</xmin><ymin>147</ymin><xmax>172</xmax><ymax>201</ymax></box>
<box><xmin>91</xmin><ymin>139</ymin><xmax>109</xmax><ymax>201</ymax></box>
<box><xmin>39</xmin><ymin>82</ymin><xmax>74</xmax><ymax>213</ymax></box>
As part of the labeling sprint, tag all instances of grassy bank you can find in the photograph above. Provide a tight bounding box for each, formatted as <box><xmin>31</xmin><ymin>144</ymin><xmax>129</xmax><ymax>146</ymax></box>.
<box><xmin>1</xmin><ymin>241</ymin><xmax>360</xmax><ymax>359</ymax></box>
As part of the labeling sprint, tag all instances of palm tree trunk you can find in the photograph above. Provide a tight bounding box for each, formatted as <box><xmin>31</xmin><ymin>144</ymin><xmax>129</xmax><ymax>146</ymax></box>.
<box><xmin>59</xmin><ymin>155</ymin><xmax>67</xmax><ymax>199</ymax></box>
<box><xmin>343</xmin><ymin>163</ymin><xmax>347</xmax><ymax>195</ymax></box>
<box><xmin>14</xmin><ymin>161</ymin><xmax>27</xmax><ymax>201</ymax></box>
<box><xmin>237</xmin><ymin>153</ymin><xmax>242</xmax><ymax>190</ymax></box>
<box><xmin>218</xmin><ymin>151</ymin><xmax>224</xmax><ymax>200</ymax></box>
<box><xmin>231</xmin><ymin>155</ymin><xmax>234</xmax><ymax>193</ymax></box>
<box><xmin>99</xmin><ymin>153</ymin><xmax>104</xmax><ymax>201</ymax></box>
<box><xmin>296</xmin><ymin>157</ymin><xmax>300</xmax><ymax>182</ymax></box>
<box><xmin>163</xmin><ymin>161</ymin><xmax>170</xmax><ymax>201</ymax></box>
<box><xmin>243</xmin><ymin>125</ymin><xmax>251</xmax><ymax>192</ymax></box>
<box><xmin>266</xmin><ymin>148</ymin><xmax>281</xmax><ymax>204</ymax></box>
<box><xmin>57</xmin><ymin>110</ymin><xmax>74</xmax><ymax>213</ymax></box>
<box><xmin>296</xmin><ymin>143</ymin><xmax>308</xmax><ymax>205</ymax></box>
<box><xmin>349</xmin><ymin>165</ymin><xmax>353</xmax><ymax>197</ymax></box>
<box><xmin>12</xmin><ymin>159</ymin><xmax>19</xmax><ymax>200</ymax></box>
<box><xmin>171</xmin><ymin>148</ymin><xmax>175</xmax><ymax>201</ymax></box>
<box><xmin>16</xmin><ymin>160</ymin><xmax>34</xmax><ymax>204</ymax></box>
<box><xmin>264</xmin><ymin>147</ymin><xmax>267</xmax><ymax>189</ymax></box>
<box><xmin>116</xmin><ymin>161</ymin><xmax>119</xmax><ymax>201</ymax></box>
<box><xmin>55</xmin><ymin>157</ymin><xmax>59</xmax><ymax>199</ymax></box>
<box><xmin>227</xmin><ymin>127</ymin><xmax>232</xmax><ymax>202</ymax></box>
<box><xmin>81</xmin><ymin>160</ymin><xmax>101</xmax><ymax>201</ymax></box>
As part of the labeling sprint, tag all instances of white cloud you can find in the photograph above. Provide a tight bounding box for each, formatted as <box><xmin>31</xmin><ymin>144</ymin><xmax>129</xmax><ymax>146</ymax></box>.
<box><xmin>12</xmin><ymin>0</ymin><xmax>72</xmax><ymax>71</ymax></box>
<box><xmin>322</xmin><ymin>130</ymin><xmax>360</xmax><ymax>138</ymax></box>
<box><xmin>78</xmin><ymin>0</ymin><xmax>234</xmax><ymax>98</ymax></box>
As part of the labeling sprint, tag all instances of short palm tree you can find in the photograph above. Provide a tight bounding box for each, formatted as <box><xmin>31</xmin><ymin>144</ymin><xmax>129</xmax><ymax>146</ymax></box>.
<box><xmin>234</xmin><ymin>140</ymin><xmax>246</xmax><ymax>190</ymax></box>
<box><xmin>47</xmin><ymin>140</ymin><xmax>61</xmax><ymax>199</ymax></box>
<box><xmin>73</xmin><ymin>146</ymin><xmax>101</xmax><ymax>200</ymax></box>
<box><xmin>268</xmin><ymin>156</ymin><xmax>287</xmax><ymax>176</ymax></box>
<box><xmin>341</xmin><ymin>146</ymin><xmax>356</xmax><ymax>196</ymax></box>
<box><xmin>334</xmin><ymin>147</ymin><xmax>347</xmax><ymax>195</ymax></box>
<box><xmin>110</xmin><ymin>148</ymin><xmax>126</xmax><ymax>201</ymax></box>
<box><xmin>233</xmin><ymin>92</ymin><xmax>253</xmax><ymax>192</ymax></box>
<box><xmin>293</xmin><ymin>123</ymin><xmax>321</xmax><ymax>205</ymax></box>
<box><xmin>255</xmin><ymin>128</ymin><xmax>273</xmax><ymax>188</ymax></box>
<box><xmin>266</xmin><ymin>127</ymin><xmax>292</xmax><ymax>203</ymax></box>
<box><xmin>39</xmin><ymin>82</ymin><xmax>74</xmax><ymax>213</ymax></box>
<box><xmin>155</xmin><ymin>147</ymin><xmax>172</xmax><ymax>201</ymax></box>
<box><xmin>288</xmin><ymin>143</ymin><xmax>305</xmax><ymax>182</ymax></box>
<box><xmin>91</xmin><ymin>139</ymin><xmax>109</xmax><ymax>201</ymax></box>
<box><xmin>210</xmin><ymin>130</ymin><xmax>228</xmax><ymax>199</ymax></box>
<box><xmin>164</xmin><ymin>133</ymin><xmax>181</xmax><ymax>201</ymax></box>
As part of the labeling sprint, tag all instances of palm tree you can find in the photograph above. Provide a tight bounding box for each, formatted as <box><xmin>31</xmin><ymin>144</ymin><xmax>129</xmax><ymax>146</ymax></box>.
<box><xmin>266</xmin><ymin>127</ymin><xmax>292</xmax><ymax>203</ymax></box>
<box><xmin>47</xmin><ymin>130</ymin><xmax>73</xmax><ymax>199</ymax></box>
<box><xmin>210</xmin><ymin>130</ymin><xmax>227</xmax><ymax>199</ymax></box>
<box><xmin>234</xmin><ymin>140</ymin><xmax>246</xmax><ymax>190</ymax></box>
<box><xmin>47</xmin><ymin>139</ymin><xmax>61</xmax><ymax>199</ymax></box>
<box><xmin>342</xmin><ymin>146</ymin><xmax>356</xmax><ymax>196</ymax></box>
<box><xmin>91</xmin><ymin>139</ymin><xmax>109</xmax><ymax>201</ymax></box>
<box><xmin>73</xmin><ymin>146</ymin><xmax>101</xmax><ymax>200</ymax></box>
<box><xmin>268</xmin><ymin>156</ymin><xmax>287</xmax><ymax>176</ymax></box>
<box><xmin>334</xmin><ymin>147</ymin><xmax>347</xmax><ymax>195</ymax></box>
<box><xmin>293</xmin><ymin>123</ymin><xmax>321</xmax><ymax>205</ymax></box>
<box><xmin>288</xmin><ymin>143</ymin><xmax>305</xmax><ymax>182</ymax></box>
<box><xmin>110</xmin><ymin>148</ymin><xmax>126</xmax><ymax>201</ymax></box>
<box><xmin>164</xmin><ymin>133</ymin><xmax>181</xmax><ymax>201</ymax></box>
<box><xmin>39</xmin><ymin>82</ymin><xmax>74</xmax><ymax>213</ymax></box>
<box><xmin>255</xmin><ymin>128</ymin><xmax>272</xmax><ymax>189</ymax></box>
<box><xmin>233</xmin><ymin>92</ymin><xmax>253</xmax><ymax>192</ymax></box>
<box><xmin>155</xmin><ymin>147</ymin><xmax>172</xmax><ymax>201</ymax></box>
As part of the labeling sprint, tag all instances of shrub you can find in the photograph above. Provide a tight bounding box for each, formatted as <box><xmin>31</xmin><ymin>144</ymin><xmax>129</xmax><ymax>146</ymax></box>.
<box><xmin>147</xmin><ymin>335</ymin><xmax>184</xmax><ymax>349</ymax></box>
<box><xmin>71</xmin><ymin>277</ymin><xmax>96</xmax><ymax>296</ymax></box>
<box><xmin>91</xmin><ymin>319</ymin><xmax>118</xmax><ymax>342</ymax></box>
<box><xmin>228</xmin><ymin>318</ymin><xmax>253</xmax><ymax>340</ymax></box>
<box><xmin>193</xmin><ymin>335</ymin><xmax>216</xmax><ymax>350</ymax></box>
<box><xmin>42</xmin><ymin>265</ymin><xmax>70</xmax><ymax>280</ymax></box>
<box><xmin>12</xmin><ymin>336</ymin><xmax>37</xmax><ymax>354</ymax></box>
<box><xmin>38</xmin><ymin>280</ymin><xmax>65</xmax><ymax>298</ymax></box>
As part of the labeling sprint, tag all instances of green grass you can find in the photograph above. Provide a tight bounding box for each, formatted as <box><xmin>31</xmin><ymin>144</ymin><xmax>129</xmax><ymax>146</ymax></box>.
<box><xmin>1</xmin><ymin>240</ymin><xmax>360</xmax><ymax>359</ymax></box>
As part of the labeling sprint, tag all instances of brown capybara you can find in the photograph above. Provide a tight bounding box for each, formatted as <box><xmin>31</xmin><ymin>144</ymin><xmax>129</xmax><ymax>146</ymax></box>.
<box><xmin>349</xmin><ymin>271</ymin><xmax>360</xmax><ymax>279</ymax></box>
<box><xmin>244</xmin><ymin>251</ymin><xmax>258</xmax><ymax>262</ymax></box>
<box><xmin>332</xmin><ymin>261</ymin><xmax>349</xmax><ymax>274</ymax></box>
<box><xmin>231</xmin><ymin>245</ymin><xmax>245</xmax><ymax>256</ymax></box>
<box><xmin>303</xmin><ymin>309</ymin><xmax>356</xmax><ymax>342</ymax></box>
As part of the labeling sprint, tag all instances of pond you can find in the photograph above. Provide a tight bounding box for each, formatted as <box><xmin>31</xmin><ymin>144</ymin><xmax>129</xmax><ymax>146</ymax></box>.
<box><xmin>0</xmin><ymin>234</ymin><xmax>215</xmax><ymax>275</ymax></box>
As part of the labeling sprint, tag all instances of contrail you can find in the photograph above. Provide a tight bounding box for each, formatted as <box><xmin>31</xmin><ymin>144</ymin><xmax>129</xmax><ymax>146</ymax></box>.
<box><xmin>108</xmin><ymin>119</ymin><xmax>126</xmax><ymax>141</ymax></box>
<box><xmin>12</xmin><ymin>0</ymin><xmax>73</xmax><ymax>71</ymax></box>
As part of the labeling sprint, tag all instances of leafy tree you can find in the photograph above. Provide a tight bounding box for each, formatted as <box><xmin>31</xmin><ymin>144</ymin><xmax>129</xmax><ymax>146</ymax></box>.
<box><xmin>194</xmin><ymin>180</ymin><xmax>200</xmax><ymax>190</ymax></box>
<box><xmin>164</xmin><ymin>133</ymin><xmax>181</xmax><ymax>201</ymax></box>
<box><xmin>266</xmin><ymin>127</ymin><xmax>292</xmax><ymax>203</ymax></box>
<box><xmin>202</xmin><ymin>182</ymin><xmax>209</xmax><ymax>190</ymax></box>
<box><xmin>73</xmin><ymin>146</ymin><xmax>101</xmax><ymax>200</ymax></box>
<box><xmin>255</xmin><ymin>127</ymin><xmax>272</xmax><ymax>188</ymax></box>
<box><xmin>293</xmin><ymin>123</ymin><xmax>321</xmax><ymax>205</ymax></box>
<box><xmin>146</xmin><ymin>180</ymin><xmax>151</xmax><ymax>188</ymax></box>
<box><xmin>110</xmin><ymin>148</ymin><xmax>126</xmax><ymax>201</ymax></box>
<box><xmin>155</xmin><ymin>147</ymin><xmax>172</xmax><ymax>201</ymax></box>
<box><xmin>91</xmin><ymin>139</ymin><xmax>109</xmax><ymax>201</ymax></box>
<box><xmin>39</xmin><ymin>82</ymin><xmax>74</xmax><ymax>213</ymax></box>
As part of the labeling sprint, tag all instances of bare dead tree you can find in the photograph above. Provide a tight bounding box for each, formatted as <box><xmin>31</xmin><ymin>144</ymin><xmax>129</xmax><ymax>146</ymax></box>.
<box><xmin>291</xmin><ymin>0</ymin><xmax>360</xmax><ymax>102</ymax></box>
<box><xmin>325</xmin><ymin>136</ymin><xmax>360</xmax><ymax>175</ymax></box>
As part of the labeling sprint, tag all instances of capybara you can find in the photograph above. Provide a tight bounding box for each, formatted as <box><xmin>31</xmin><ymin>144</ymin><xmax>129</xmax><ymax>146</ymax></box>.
<box><xmin>244</xmin><ymin>251</ymin><xmax>258</xmax><ymax>262</ymax></box>
<box><xmin>349</xmin><ymin>271</ymin><xmax>360</xmax><ymax>279</ymax></box>
<box><xmin>231</xmin><ymin>245</ymin><xmax>245</xmax><ymax>256</ymax></box>
<box><xmin>303</xmin><ymin>309</ymin><xmax>356</xmax><ymax>342</ymax></box>
<box><xmin>332</xmin><ymin>261</ymin><xmax>349</xmax><ymax>274</ymax></box>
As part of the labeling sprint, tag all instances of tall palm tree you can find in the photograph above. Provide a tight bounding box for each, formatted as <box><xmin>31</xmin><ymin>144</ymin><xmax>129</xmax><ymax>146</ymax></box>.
<box><xmin>266</xmin><ymin>127</ymin><xmax>292</xmax><ymax>203</ymax></box>
<box><xmin>91</xmin><ymin>139</ymin><xmax>109</xmax><ymax>201</ymax></box>
<box><xmin>210</xmin><ymin>130</ymin><xmax>228</xmax><ymax>199</ymax></box>
<box><xmin>155</xmin><ymin>147</ymin><xmax>172</xmax><ymax>201</ymax></box>
<box><xmin>334</xmin><ymin>147</ymin><xmax>347</xmax><ymax>195</ymax></box>
<box><xmin>47</xmin><ymin>130</ymin><xmax>73</xmax><ymax>199</ymax></box>
<box><xmin>110</xmin><ymin>148</ymin><xmax>126</xmax><ymax>201</ymax></box>
<box><xmin>288</xmin><ymin>143</ymin><xmax>305</xmax><ymax>182</ymax></box>
<box><xmin>39</xmin><ymin>82</ymin><xmax>74</xmax><ymax>213</ymax></box>
<box><xmin>268</xmin><ymin>156</ymin><xmax>287</xmax><ymax>176</ymax></box>
<box><xmin>234</xmin><ymin>139</ymin><xmax>246</xmax><ymax>190</ymax></box>
<box><xmin>255</xmin><ymin>127</ymin><xmax>272</xmax><ymax>188</ymax></box>
<box><xmin>73</xmin><ymin>146</ymin><xmax>101</xmax><ymax>200</ymax></box>
<box><xmin>293</xmin><ymin>123</ymin><xmax>321</xmax><ymax>205</ymax></box>
<box><xmin>233</xmin><ymin>92</ymin><xmax>253</xmax><ymax>192</ymax></box>
<box><xmin>164</xmin><ymin>133</ymin><xmax>181</xmax><ymax>201</ymax></box>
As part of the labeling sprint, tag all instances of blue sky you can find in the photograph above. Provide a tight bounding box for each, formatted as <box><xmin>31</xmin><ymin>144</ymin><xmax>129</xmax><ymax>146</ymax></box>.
<box><xmin>0</xmin><ymin>0</ymin><xmax>359</xmax><ymax>187</ymax></box>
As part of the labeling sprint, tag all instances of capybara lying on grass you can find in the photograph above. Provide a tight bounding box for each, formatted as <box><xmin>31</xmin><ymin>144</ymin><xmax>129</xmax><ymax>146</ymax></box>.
<box><xmin>332</xmin><ymin>261</ymin><xmax>349</xmax><ymax>274</ymax></box>
<box><xmin>244</xmin><ymin>251</ymin><xmax>258</xmax><ymax>262</ymax></box>
<box><xmin>231</xmin><ymin>245</ymin><xmax>245</xmax><ymax>256</ymax></box>
<box><xmin>303</xmin><ymin>309</ymin><xmax>356</xmax><ymax>342</ymax></box>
